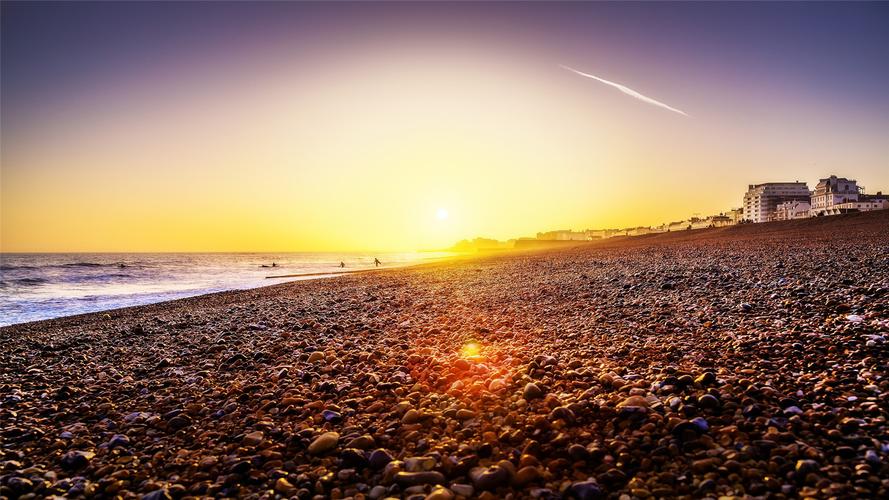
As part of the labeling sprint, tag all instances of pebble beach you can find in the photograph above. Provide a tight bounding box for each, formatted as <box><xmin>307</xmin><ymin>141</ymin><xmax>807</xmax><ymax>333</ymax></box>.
<box><xmin>1</xmin><ymin>210</ymin><xmax>888</xmax><ymax>500</ymax></box>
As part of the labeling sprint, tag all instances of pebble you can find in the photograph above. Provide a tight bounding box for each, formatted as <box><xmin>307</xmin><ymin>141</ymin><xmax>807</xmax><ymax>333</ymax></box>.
<box><xmin>698</xmin><ymin>394</ymin><xmax>719</xmax><ymax>409</ymax></box>
<box><xmin>450</xmin><ymin>484</ymin><xmax>474</xmax><ymax>497</ymax></box>
<box><xmin>690</xmin><ymin>416</ymin><xmax>709</xmax><ymax>432</ymax></box>
<box><xmin>469</xmin><ymin>462</ymin><xmax>513</xmax><ymax>491</ymax></box>
<box><xmin>308</xmin><ymin>431</ymin><xmax>339</xmax><ymax>455</ymax></box>
<box><xmin>369</xmin><ymin>449</ymin><xmax>394</xmax><ymax>469</ymax></box>
<box><xmin>426</xmin><ymin>486</ymin><xmax>455</xmax><ymax>500</ymax></box>
<box><xmin>617</xmin><ymin>395</ymin><xmax>649</xmax><ymax>408</ymax></box>
<box><xmin>694</xmin><ymin>371</ymin><xmax>716</xmax><ymax>385</ymax></box>
<box><xmin>274</xmin><ymin>478</ymin><xmax>297</xmax><ymax>496</ymax></box>
<box><xmin>166</xmin><ymin>414</ymin><xmax>191</xmax><ymax>430</ymax></box>
<box><xmin>456</xmin><ymin>409</ymin><xmax>476</xmax><ymax>420</ymax></box>
<box><xmin>404</xmin><ymin>456</ymin><xmax>436</xmax><ymax>472</ymax></box>
<box><xmin>569</xmin><ymin>479</ymin><xmax>603</xmax><ymax>499</ymax></box>
<box><xmin>368</xmin><ymin>485</ymin><xmax>388</xmax><ymax>499</ymax></box>
<box><xmin>795</xmin><ymin>459</ymin><xmax>820</xmax><ymax>475</ymax></box>
<box><xmin>514</xmin><ymin>465</ymin><xmax>541</xmax><ymax>485</ymax></box>
<box><xmin>107</xmin><ymin>434</ymin><xmax>130</xmax><ymax>448</ymax></box>
<box><xmin>345</xmin><ymin>434</ymin><xmax>375</xmax><ymax>449</ymax></box>
<box><xmin>523</xmin><ymin>382</ymin><xmax>544</xmax><ymax>400</ymax></box>
<box><xmin>60</xmin><ymin>450</ymin><xmax>95</xmax><ymax>470</ymax></box>
<box><xmin>322</xmin><ymin>409</ymin><xmax>342</xmax><ymax>423</ymax></box>
<box><xmin>395</xmin><ymin>471</ymin><xmax>446</xmax><ymax>486</ymax></box>
<box><xmin>242</xmin><ymin>430</ymin><xmax>264</xmax><ymax>446</ymax></box>
<box><xmin>403</xmin><ymin>408</ymin><xmax>423</xmax><ymax>424</ymax></box>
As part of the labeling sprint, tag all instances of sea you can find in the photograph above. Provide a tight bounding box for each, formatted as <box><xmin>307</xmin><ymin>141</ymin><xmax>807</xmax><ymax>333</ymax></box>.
<box><xmin>0</xmin><ymin>252</ymin><xmax>452</xmax><ymax>327</ymax></box>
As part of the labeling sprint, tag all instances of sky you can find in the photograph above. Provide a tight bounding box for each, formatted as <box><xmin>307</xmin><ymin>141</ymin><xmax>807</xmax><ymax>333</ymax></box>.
<box><xmin>2</xmin><ymin>2</ymin><xmax>888</xmax><ymax>252</ymax></box>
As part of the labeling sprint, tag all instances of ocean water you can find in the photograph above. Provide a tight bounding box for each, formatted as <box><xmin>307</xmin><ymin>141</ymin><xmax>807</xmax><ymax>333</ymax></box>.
<box><xmin>0</xmin><ymin>252</ymin><xmax>452</xmax><ymax>327</ymax></box>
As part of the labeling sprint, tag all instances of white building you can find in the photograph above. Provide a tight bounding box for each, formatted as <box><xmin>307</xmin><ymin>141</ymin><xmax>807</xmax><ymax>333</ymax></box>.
<box><xmin>742</xmin><ymin>182</ymin><xmax>810</xmax><ymax>223</ymax></box>
<box><xmin>810</xmin><ymin>175</ymin><xmax>861</xmax><ymax>216</ymax></box>
<box><xmin>773</xmin><ymin>200</ymin><xmax>811</xmax><ymax>221</ymax></box>
<box><xmin>536</xmin><ymin>230</ymin><xmax>590</xmax><ymax>241</ymax></box>
<box><xmin>728</xmin><ymin>208</ymin><xmax>744</xmax><ymax>224</ymax></box>
<box><xmin>820</xmin><ymin>199</ymin><xmax>889</xmax><ymax>215</ymax></box>
<box><xmin>688</xmin><ymin>217</ymin><xmax>709</xmax><ymax>230</ymax></box>
<box><xmin>709</xmin><ymin>214</ymin><xmax>735</xmax><ymax>227</ymax></box>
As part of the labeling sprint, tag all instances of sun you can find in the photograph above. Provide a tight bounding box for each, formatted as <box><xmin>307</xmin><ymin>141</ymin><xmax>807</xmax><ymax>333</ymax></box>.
<box><xmin>436</xmin><ymin>208</ymin><xmax>449</xmax><ymax>220</ymax></box>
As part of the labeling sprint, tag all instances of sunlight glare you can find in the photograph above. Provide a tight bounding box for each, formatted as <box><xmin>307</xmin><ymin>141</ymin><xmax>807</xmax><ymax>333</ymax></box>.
<box><xmin>460</xmin><ymin>341</ymin><xmax>481</xmax><ymax>359</ymax></box>
<box><xmin>436</xmin><ymin>208</ymin><xmax>449</xmax><ymax>220</ymax></box>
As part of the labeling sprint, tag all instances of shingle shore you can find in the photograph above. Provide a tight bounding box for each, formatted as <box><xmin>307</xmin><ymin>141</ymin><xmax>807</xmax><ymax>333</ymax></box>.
<box><xmin>2</xmin><ymin>211</ymin><xmax>888</xmax><ymax>499</ymax></box>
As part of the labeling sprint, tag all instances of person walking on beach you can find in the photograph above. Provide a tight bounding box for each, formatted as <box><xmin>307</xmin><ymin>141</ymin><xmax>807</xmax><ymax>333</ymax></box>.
<box><xmin>374</xmin><ymin>258</ymin><xmax>382</xmax><ymax>267</ymax></box>
<box><xmin>340</xmin><ymin>261</ymin><xmax>345</xmax><ymax>268</ymax></box>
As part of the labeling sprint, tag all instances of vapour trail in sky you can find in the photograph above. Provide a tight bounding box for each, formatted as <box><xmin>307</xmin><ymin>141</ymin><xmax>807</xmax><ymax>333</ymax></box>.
<box><xmin>560</xmin><ymin>64</ymin><xmax>689</xmax><ymax>116</ymax></box>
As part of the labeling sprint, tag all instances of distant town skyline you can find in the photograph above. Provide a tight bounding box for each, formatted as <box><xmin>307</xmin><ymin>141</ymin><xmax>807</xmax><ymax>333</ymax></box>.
<box><xmin>465</xmin><ymin>173</ymin><xmax>887</xmax><ymax>248</ymax></box>
<box><xmin>2</xmin><ymin>2</ymin><xmax>888</xmax><ymax>252</ymax></box>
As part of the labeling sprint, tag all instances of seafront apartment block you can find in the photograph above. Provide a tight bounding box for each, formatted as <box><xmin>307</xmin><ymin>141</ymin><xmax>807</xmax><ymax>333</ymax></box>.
<box><xmin>810</xmin><ymin>175</ymin><xmax>861</xmax><ymax>216</ymax></box>
<box><xmin>742</xmin><ymin>182</ymin><xmax>811</xmax><ymax>223</ymax></box>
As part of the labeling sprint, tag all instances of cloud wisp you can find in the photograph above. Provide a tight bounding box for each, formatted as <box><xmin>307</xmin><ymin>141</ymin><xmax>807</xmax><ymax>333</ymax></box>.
<box><xmin>560</xmin><ymin>64</ymin><xmax>688</xmax><ymax>117</ymax></box>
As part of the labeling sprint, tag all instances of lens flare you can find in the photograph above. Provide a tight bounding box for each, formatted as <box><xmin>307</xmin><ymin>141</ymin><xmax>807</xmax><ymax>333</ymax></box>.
<box><xmin>460</xmin><ymin>342</ymin><xmax>481</xmax><ymax>359</ymax></box>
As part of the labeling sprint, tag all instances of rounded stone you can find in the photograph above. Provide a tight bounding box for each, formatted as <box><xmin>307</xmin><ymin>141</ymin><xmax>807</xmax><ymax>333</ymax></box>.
<box><xmin>308</xmin><ymin>431</ymin><xmax>339</xmax><ymax>455</ymax></box>
<box><xmin>395</xmin><ymin>471</ymin><xmax>446</xmax><ymax>486</ymax></box>
<box><xmin>523</xmin><ymin>382</ymin><xmax>544</xmax><ymax>400</ymax></box>
<box><xmin>369</xmin><ymin>449</ymin><xmax>394</xmax><ymax>469</ymax></box>
<box><xmin>568</xmin><ymin>479</ymin><xmax>603</xmax><ymax>499</ymax></box>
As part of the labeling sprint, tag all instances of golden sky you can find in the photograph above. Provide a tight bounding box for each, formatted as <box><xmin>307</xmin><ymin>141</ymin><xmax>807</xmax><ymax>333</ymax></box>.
<box><xmin>2</xmin><ymin>3</ymin><xmax>888</xmax><ymax>252</ymax></box>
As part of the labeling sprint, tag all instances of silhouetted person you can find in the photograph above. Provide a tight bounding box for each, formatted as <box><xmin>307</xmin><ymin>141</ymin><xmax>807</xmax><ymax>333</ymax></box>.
<box><xmin>374</xmin><ymin>258</ymin><xmax>382</xmax><ymax>267</ymax></box>
<box><xmin>340</xmin><ymin>261</ymin><xmax>345</xmax><ymax>268</ymax></box>
<box><xmin>272</xmin><ymin>262</ymin><xmax>277</xmax><ymax>267</ymax></box>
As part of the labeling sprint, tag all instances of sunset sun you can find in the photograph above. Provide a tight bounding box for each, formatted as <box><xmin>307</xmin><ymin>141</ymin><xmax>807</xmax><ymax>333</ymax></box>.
<box><xmin>436</xmin><ymin>208</ymin><xmax>449</xmax><ymax>221</ymax></box>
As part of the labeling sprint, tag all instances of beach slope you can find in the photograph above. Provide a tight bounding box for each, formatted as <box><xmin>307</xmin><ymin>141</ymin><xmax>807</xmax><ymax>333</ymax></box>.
<box><xmin>2</xmin><ymin>210</ymin><xmax>888</xmax><ymax>498</ymax></box>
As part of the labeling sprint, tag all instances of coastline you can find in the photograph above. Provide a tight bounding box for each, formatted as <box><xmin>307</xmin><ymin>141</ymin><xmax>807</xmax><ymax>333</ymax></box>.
<box><xmin>3</xmin><ymin>210</ymin><xmax>885</xmax><ymax>331</ymax></box>
<box><xmin>0</xmin><ymin>252</ymin><xmax>463</xmax><ymax>329</ymax></box>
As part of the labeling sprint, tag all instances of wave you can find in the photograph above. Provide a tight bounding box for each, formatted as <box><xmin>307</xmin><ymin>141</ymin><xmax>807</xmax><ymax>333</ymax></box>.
<box><xmin>72</xmin><ymin>273</ymin><xmax>133</xmax><ymax>281</ymax></box>
<box><xmin>2</xmin><ymin>262</ymin><xmax>138</xmax><ymax>272</ymax></box>
<box><xmin>64</xmin><ymin>273</ymin><xmax>135</xmax><ymax>283</ymax></box>
<box><xmin>2</xmin><ymin>273</ymin><xmax>135</xmax><ymax>288</ymax></box>
<box><xmin>7</xmin><ymin>277</ymin><xmax>49</xmax><ymax>286</ymax></box>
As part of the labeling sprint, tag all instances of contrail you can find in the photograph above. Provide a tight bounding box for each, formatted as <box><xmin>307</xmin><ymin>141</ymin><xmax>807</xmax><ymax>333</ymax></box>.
<box><xmin>560</xmin><ymin>64</ymin><xmax>688</xmax><ymax>117</ymax></box>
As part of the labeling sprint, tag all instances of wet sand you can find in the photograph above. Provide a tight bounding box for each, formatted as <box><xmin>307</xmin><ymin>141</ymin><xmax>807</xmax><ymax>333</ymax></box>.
<box><xmin>2</xmin><ymin>210</ymin><xmax>888</xmax><ymax>499</ymax></box>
